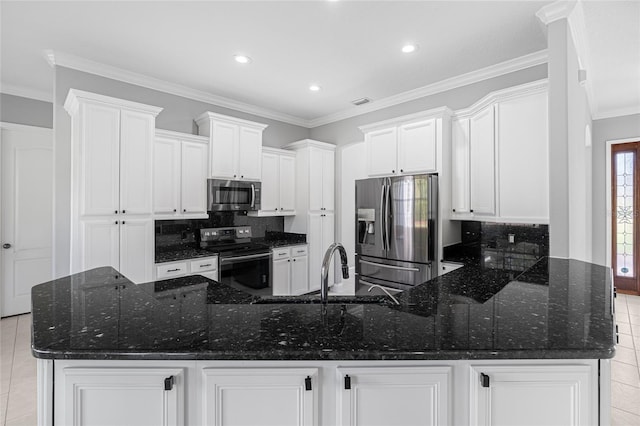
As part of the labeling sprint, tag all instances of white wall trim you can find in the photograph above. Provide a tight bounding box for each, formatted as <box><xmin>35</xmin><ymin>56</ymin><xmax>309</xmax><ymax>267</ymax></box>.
<box><xmin>605</xmin><ymin>136</ymin><xmax>640</xmax><ymax>269</ymax></box>
<box><xmin>63</xmin><ymin>88</ymin><xmax>164</xmax><ymax>117</ymax></box>
<box><xmin>594</xmin><ymin>106</ymin><xmax>640</xmax><ymax>121</ymax></box>
<box><xmin>309</xmin><ymin>50</ymin><xmax>548</xmax><ymax>128</ymax></box>
<box><xmin>358</xmin><ymin>106</ymin><xmax>452</xmax><ymax>133</ymax></box>
<box><xmin>43</xmin><ymin>49</ymin><xmax>547</xmax><ymax>130</ymax></box>
<box><xmin>44</xmin><ymin>50</ymin><xmax>309</xmax><ymax>128</ymax></box>
<box><xmin>535</xmin><ymin>0</ymin><xmax>577</xmax><ymax>25</ymax></box>
<box><xmin>0</xmin><ymin>81</ymin><xmax>52</xmax><ymax>103</ymax></box>
<box><xmin>0</xmin><ymin>121</ymin><xmax>53</xmax><ymax>134</ymax></box>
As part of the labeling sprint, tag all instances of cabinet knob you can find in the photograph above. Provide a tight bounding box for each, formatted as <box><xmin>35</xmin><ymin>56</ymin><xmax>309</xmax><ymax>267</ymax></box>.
<box><xmin>234</xmin><ymin>174</ymin><xmax>237</xmax><ymax>178</ymax></box>
<box><xmin>122</xmin><ymin>221</ymin><xmax>126</xmax><ymax>225</ymax></box>
<box><xmin>115</xmin><ymin>221</ymin><xmax>118</xmax><ymax>224</ymax></box>
<box><xmin>115</xmin><ymin>210</ymin><xmax>118</xmax><ymax>214</ymax></box>
<box><xmin>452</xmin><ymin>209</ymin><xmax>456</xmax><ymax>212</ymax></box>
<box><xmin>2</xmin><ymin>243</ymin><xmax>11</xmax><ymax>249</ymax></box>
<box><xmin>400</xmin><ymin>169</ymin><xmax>404</xmax><ymax>173</ymax></box>
<box><xmin>275</xmin><ymin>208</ymin><xmax>278</xmax><ymax>211</ymax></box>
<box><xmin>470</xmin><ymin>209</ymin><xmax>474</xmax><ymax>213</ymax></box>
<box><xmin>122</xmin><ymin>210</ymin><xmax>126</xmax><ymax>214</ymax></box>
<box><xmin>293</xmin><ymin>259</ymin><xmax>296</xmax><ymax>262</ymax></box>
<box><xmin>241</xmin><ymin>175</ymin><xmax>244</xmax><ymax>179</ymax></box>
<box><xmin>183</xmin><ymin>209</ymin><xmax>186</xmax><ymax>212</ymax></box>
<box><xmin>174</xmin><ymin>209</ymin><xmax>177</xmax><ymax>212</ymax></box>
<box><xmin>392</xmin><ymin>170</ymin><xmax>395</xmax><ymax>173</ymax></box>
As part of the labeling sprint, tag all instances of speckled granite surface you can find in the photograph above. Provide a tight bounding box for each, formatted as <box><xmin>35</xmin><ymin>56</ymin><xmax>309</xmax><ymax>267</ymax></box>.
<box><xmin>31</xmin><ymin>257</ymin><xmax>615</xmax><ymax>360</ymax></box>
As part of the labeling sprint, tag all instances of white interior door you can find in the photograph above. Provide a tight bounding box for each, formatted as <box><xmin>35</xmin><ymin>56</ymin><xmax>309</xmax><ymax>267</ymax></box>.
<box><xmin>1</xmin><ymin>123</ymin><xmax>53</xmax><ymax>317</ymax></box>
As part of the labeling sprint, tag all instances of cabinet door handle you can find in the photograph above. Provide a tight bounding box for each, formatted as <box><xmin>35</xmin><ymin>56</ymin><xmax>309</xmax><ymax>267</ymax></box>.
<box><xmin>480</xmin><ymin>373</ymin><xmax>490</xmax><ymax>388</ymax></box>
<box><xmin>167</xmin><ymin>268</ymin><xmax>181</xmax><ymax>272</ymax></box>
<box><xmin>199</xmin><ymin>264</ymin><xmax>212</xmax><ymax>268</ymax></box>
<box><xmin>305</xmin><ymin>376</ymin><xmax>312</xmax><ymax>391</ymax></box>
<box><xmin>344</xmin><ymin>375</ymin><xmax>351</xmax><ymax>390</ymax></box>
<box><xmin>164</xmin><ymin>376</ymin><xmax>174</xmax><ymax>391</ymax></box>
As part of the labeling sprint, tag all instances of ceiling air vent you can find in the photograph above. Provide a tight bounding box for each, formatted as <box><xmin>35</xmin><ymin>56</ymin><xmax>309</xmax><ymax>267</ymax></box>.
<box><xmin>351</xmin><ymin>97</ymin><xmax>371</xmax><ymax>106</ymax></box>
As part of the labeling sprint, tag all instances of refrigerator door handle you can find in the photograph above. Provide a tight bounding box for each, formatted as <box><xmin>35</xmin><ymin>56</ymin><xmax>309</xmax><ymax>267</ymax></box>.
<box><xmin>385</xmin><ymin>177</ymin><xmax>392</xmax><ymax>252</ymax></box>
<box><xmin>360</xmin><ymin>259</ymin><xmax>420</xmax><ymax>272</ymax></box>
<box><xmin>380</xmin><ymin>181</ymin><xmax>387</xmax><ymax>251</ymax></box>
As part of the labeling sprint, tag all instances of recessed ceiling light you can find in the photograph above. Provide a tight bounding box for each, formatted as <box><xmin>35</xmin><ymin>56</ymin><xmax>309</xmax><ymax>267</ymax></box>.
<box><xmin>234</xmin><ymin>55</ymin><xmax>251</xmax><ymax>64</ymax></box>
<box><xmin>401</xmin><ymin>44</ymin><xmax>418</xmax><ymax>53</ymax></box>
<box><xmin>309</xmin><ymin>84</ymin><xmax>321</xmax><ymax>92</ymax></box>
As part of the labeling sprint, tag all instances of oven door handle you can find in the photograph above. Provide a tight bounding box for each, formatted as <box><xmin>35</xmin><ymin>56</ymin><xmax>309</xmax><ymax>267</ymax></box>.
<box><xmin>359</xmin><ymin>259</ymin><xmax>420</xmax><ymax>272</ymax></box>
<box><xmin>250</xmin><ymin>183</ymin><xmax>256</xmax><ymax>209</ymax></box>
<box><xmin>220</xmin><ymin>253</ymin><xmax>271</xmax><ymax>263</ymax></box>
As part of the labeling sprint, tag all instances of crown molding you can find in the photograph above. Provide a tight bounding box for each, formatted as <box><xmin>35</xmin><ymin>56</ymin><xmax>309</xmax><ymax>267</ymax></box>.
<box><xmin>195</xmin><ymin>111</ymin><xmax>268</xmax><ymax>131</ymax></box>
<box><xmin>45</xmin><ymin>50</ymin><xmax>309</xmax><ymax>128</ymax></box>
<box><xmin>0</xmin><ymin>82</ymin><xmax>52</xmax><ymax>102</ymax></box>
<box><xmin>308</xmin><ymin>50</ymin><xmax>548</xmax><ymax>128</ymax></box>
<box><xmin>64</xmin><ymin>88</ymin><xmax>164</xmax><ymax>117</ymax></box>
<box><xmin>155</xmin><ymin>128</ymin><xmax>208</xmax><ymax>144</ymax></box>
<box><xmin>453</xmin><ymin>79</ymin><xmax>548</xmax><ymax>118</ymax></box>
<box><xmin>358</xmin><ymin>106</ymin><xmax>452</xmax><ymax>133</ymax></box>
<box><xmin>592</xmin><ymin>105</ymin><xmax>640</xmax><ymax>121</ymax></box>
<box><xmin>45</xmin><ymin>49</ymin><xmax>548</xmax><ymax>130</ymax></box>
<box><xmin>535</xmin><ymin>1</ymin><xmax>577</xmax><ymax>25</ymax></box>
<box><xmin>283</xmin><ymin>139</ymin><xmax>336</xmax><ymax>151</ymax></box>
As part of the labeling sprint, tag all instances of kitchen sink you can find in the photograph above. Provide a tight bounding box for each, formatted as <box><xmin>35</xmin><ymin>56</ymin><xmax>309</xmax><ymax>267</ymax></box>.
<box><xmin>252</xmin><ymin>295</ymin><xmax>392</xmax><ymax>305</ymax></box>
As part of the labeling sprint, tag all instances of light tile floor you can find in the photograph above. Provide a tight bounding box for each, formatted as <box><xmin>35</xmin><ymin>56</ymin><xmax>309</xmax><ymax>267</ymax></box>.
<box><xmin>1</xmin><ymin>314</ymin><xmax>36</xmax><ymax>426</ymax></box>
<box><xmin>1</xmin><ymin>295</ymin><xmax>640</xmax><ymax>425</ymax></box>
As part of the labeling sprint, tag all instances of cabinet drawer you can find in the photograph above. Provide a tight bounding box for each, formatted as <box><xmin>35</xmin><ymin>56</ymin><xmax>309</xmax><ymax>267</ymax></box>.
<box><xmin>156</xmin><ymin>262</ymin><xmax>188</xmax><ymax>279</ymax></box>
<box><xmin>190</xmin><ymin>257</ymin><xmax>218</xmax><ymax>273</ymax></box>
<box><xmin>272</xmin><ymin>247</ymin><xmax>291</xmax><ymax>260</ymax></box>
<box><xmin>291</xmin><ymin>245</ymin><xmax>308</xmax><ymax>257</ymax></box>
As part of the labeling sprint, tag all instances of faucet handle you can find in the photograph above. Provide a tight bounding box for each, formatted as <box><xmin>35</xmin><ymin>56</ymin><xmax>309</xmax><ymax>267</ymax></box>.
<box><xmin>341</xmin><ymin>264</ymin><xmax>350</xmax><ymax>279</ymax></box>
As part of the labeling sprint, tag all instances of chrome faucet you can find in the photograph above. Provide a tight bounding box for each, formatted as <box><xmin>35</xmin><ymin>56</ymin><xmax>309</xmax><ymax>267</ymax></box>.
<box><xmin>320</xmin><ymin>243</ymin><xmax>349</xmax><ymax>304</ymax></box>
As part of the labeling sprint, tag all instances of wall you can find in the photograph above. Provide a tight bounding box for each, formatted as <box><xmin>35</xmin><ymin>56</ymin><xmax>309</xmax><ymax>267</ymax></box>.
<box><xmin>546</xmin><ymin>18</ymin><xmax>592</xmax><ymax>262</ymax></box>
<box><xmin>0</xmin><ymin>93</ymin><xmax>53</xmax><ymax>128</ymax></box>
<box><xmin>309</xmin><ymin>65</ymin><xmax>547</xmax><ymax>145</ymax></box>
<box><xmin>53</xmin><ymin>66</ymin><xmax>310</xmax><ymax>277</ymax></box>
<box><xmin>591</xmin><ymin>113</ymin><xmax>640</xmax><ymax>266</ymax></box>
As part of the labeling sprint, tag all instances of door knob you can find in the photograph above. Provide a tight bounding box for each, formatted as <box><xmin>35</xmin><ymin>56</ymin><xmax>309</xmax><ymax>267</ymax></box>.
<box><xmin>2</xmin><ymin>243</ymin><xmax>11</xmax><ymax>249</ymax></box>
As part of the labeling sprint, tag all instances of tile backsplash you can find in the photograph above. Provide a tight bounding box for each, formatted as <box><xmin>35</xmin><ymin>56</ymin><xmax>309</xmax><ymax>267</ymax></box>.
<box><xmin>460</xmin><ymin>221</ymin><xmax>549</xmax><ymax>271</ymax></box>
<box><xmin>155</xmin><ymin>212</ymin><xmax>284</xmax><ymax>251</ymax></box>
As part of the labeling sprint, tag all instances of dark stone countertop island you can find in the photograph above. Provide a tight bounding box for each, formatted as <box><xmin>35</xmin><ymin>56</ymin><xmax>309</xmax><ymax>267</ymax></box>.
<box><xmin>31</xmin><ymin>257</ymin><xmax>616</xmax><ymax>361</ymax></box>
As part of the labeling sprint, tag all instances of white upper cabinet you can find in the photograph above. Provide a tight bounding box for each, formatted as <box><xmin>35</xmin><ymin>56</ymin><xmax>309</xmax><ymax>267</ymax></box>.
<box><xmin>497</xmin><ymin>90</ymin><xmax>549</xmax><ymax>222</ymax></box>
<box><xmin>196</xmin><ymin>112</ymin><xmax>267</xmax><ymax>181</ymax></box>
<box><xmin>180</xmin><ymin>140</ymin><xmax>208</xmax><ymax>215</ymax></box>
<box><xmin>78</xmin><ymin>102</ymin><xmax>121</xmax><ymax>216</ymax></box>
<box><xmin>469</xmin><ymin>105</ymin><xmax>496</xmax><ymax>216</ymax></box>
<box><xmin>365</xmin><ymin>127</ymin><xmax>397</xmax><ymax>176</ymax></box>
<box><xmin>65</xmin><ymin>89</ymin><xmax>162</xmax><ymax>279</ymax></box>
<box><xmin>154</xmin><ymin>130</ymin><xmax>209</xmax><ymax>218</ymax></box>
<box><xmin>451</xmin><ymin>117</ymin><xmax>471</xmax><ymax>214</ymax></box>
<box><xmin>362</xmin><ymin>113</ymin><xmax>444</xmax><ymax>178</ymax></box>
<box><xmin>398</xmin><ymin>119</ymin><xmax>437</xmax><ymax>174</ymax></box>
<box><xmin>451</xmin><ymin>80</ymin><xmax>549</xmax><ymax>223</ymax></box>
<box><xmin>309</xmin><ymin>147</ymin><xmax>335</xmax><ymax>212</ymax></box>
<box><xmin>249</xmin><ymin>147</ymin><xmax>296</xmax><ymax>216</ymax></box>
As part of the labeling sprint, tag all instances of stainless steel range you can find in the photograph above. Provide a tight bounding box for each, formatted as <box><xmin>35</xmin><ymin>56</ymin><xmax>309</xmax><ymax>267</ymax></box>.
<box><xmin>200</xmin><ymin>226</ymin><xmax>271</xmax><ymax>290</ymax></box>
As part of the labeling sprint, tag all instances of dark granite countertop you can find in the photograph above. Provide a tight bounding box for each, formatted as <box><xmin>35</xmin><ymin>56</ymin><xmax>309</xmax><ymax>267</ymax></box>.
<box><xmin>31</xmin><ymin>257</ymin><xmax>615</xmax><ymax>361</ymax></box>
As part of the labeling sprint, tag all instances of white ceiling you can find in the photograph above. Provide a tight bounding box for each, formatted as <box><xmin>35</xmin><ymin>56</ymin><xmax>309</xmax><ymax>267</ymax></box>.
<box><xmin>1</xmin><ymin>1</ymin><xmax>637</xmax><ymax>125</ymax></box>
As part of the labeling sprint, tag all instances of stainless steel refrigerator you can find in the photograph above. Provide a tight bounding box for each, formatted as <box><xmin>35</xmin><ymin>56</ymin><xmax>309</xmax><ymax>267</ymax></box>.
<box><xmin>355</xmin><ymin>174</ymin><xmax>438</xmax><ymax>291</ymax></box>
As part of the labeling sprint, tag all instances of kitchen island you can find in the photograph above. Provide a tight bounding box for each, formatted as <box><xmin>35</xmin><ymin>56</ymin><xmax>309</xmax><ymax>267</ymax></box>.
<box><xmin>32</xmin><ymin>257</ymin><xmax>615</xmax><ymax>426</ymax></box>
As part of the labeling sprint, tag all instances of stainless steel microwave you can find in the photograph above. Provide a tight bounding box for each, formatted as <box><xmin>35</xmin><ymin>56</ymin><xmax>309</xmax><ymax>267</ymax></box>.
<box><xmin>207</xmin><ymin>179</ymin><xmax>261</xmax><ymax>212</ymax></box>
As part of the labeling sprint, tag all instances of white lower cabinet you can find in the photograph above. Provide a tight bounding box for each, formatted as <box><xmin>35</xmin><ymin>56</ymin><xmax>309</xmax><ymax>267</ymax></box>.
<box><xmin>201</xmin><ymin>368</ymin><xmax>318</xmax><ymax>426</ymax></box>
<box><xmin>155</xmin><ymin>256</ymin><xmax>218</xmax><ymax>281</ymax></box>
<box><xmin>469</xmin><ymin>364</ymin><xmax>596</xmax><ymax>426</ymax></box>
<box><xmin>80</xmin><ymin>218</ymin><xmax>153</xmax><ymax>284</ymax></box>
<box><xmin>272</xmin><ymin>245</ymin><xmax>309</xmax><ymax>296</ymax></box>
<box><xmin>54</xmin><ymin>364</ymin><xmax>185</xmax><ymax>426</ymax></box>
<box><xmin>42</xmin><ymin>359</ymin><xmax>603</xmax><ymax>426</ymax></box>
<box><xmin>337</xmin><ymin>366</ymin><xmax>451</xmax><ymax>426</ymax></box>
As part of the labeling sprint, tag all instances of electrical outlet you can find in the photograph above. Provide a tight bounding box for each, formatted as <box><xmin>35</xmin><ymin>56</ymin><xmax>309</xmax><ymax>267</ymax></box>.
<box><xmin>508</xmin><ymin>233</ymin><xmax>515</xmax><ymax>244</ymax></box>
